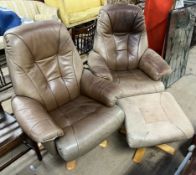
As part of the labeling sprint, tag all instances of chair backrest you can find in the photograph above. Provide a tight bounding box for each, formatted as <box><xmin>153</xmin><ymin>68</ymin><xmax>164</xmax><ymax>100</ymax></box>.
<box><xmin>4</xmin><ymin>21</ymin><xmax>83</xmax><ymax>111</ymax></box>
<box><xmin>93</xmin><ymin>4</ymin><xmax>148</xmax><ymax>71</ymax></box>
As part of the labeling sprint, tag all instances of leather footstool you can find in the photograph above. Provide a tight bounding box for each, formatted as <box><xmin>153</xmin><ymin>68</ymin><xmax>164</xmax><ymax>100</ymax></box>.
<box><xmin>118</xmin><ymin>92</ymin><xmax>194</xmax><ymax>148</ymax></box>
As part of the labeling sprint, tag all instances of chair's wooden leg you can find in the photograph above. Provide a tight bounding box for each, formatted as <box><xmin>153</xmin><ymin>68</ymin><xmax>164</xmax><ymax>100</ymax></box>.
<box><xmin>66</xmin><ymin>160</ymin><xmax>77</xmax><ymax>171</ymax></box>
<box><xmin>133</xmin><ymin>148</ymin><xmax>145</xmax><ymax>163</ymax></box>
<box><xmin>38</xmin><ymin>143</ymin><xmax>44</xmax><ymax>151</ymax></box>
<box><xmin>156</xmin><ymin>144</ymin><xmax>175</xmax><ymax>155</ymax></box>
<box><xmin>99</xmin><ymin>140</ymin><xmax>108</xmax><ymax>148</ymax></box>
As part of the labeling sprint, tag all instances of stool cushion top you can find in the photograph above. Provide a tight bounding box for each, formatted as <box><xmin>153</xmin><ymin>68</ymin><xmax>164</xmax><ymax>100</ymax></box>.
<box><xmin>118</xmin><ymin>92</ymin><xmax>194</xmax><ymax>148</ymax></box>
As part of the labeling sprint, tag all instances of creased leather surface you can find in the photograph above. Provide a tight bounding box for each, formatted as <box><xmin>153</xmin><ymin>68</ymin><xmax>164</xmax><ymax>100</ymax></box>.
<box><xmin>88</xmin><ymin>51</ymin><xmax>113</xmax><ymax>81</ymax></box>
<box><xmin>4</xmin><ymin>21</ymin><xmax>83</xmax><ymax>111</ymax></box>
<box><xmin>81</xmin><ymin>69</ymin><xmax>121</xmax><ymax>106</ymax></box>
<box><xmin>51</xmin><ymin>95</ymin><xmax>124</xmax><ymax>161</ymax></box>
<box><xmin>112</xmin><ymin>69</ymin><xmax>164</xmax><ymax>98</ymax></box>
<box><xmin>93</xmin><ymin>4</ymin><xmax>148</xmax><ymax>71</ymax></box>
<box><xmin>12</xmin><ymin>96</ymin><xmax>64</xmax><ymax>143</ymax></box>
<box><xmin>139</xmin><ymin>48</ymin><xmax>172</xmax><ymax>80</ymax></box>
<box><xmin>118</xmin><ymin>92</ymin><xmax>194</xmax><ymax>148</ymax></box>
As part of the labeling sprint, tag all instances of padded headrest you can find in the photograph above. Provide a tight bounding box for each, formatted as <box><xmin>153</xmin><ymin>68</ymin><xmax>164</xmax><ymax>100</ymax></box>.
<box><xmin>4</xmin><ymin>20</ymin><xmax>73</xmax><ymax>61</ymax></box>
<box><xmin>99</xmin><ymin>4</ymin><xmax>145</xmax><ymax>33</ymax></box>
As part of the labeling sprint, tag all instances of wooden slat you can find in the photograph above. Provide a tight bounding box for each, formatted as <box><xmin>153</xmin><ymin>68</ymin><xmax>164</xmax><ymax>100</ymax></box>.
<box><xmin>0</xmin><ymin>122</ymin><xmax>19</xmax><ymax>137</ymax></box>
<box><xmin>0</xmin><ymin>127</ymin><xmax>22</xmax><ymax>146</ymax></box>
<box><xmin>0</xmin><ymin>136</ymin><xmax>22</xmax><ymax>157</ymax></box>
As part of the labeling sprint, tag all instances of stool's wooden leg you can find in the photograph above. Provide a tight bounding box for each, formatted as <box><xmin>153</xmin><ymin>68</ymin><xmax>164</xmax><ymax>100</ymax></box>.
<box><xmin>156</xmin><ymin>144</ymin><xmax>175</xmax><ymax>155</ymax></box>
<box><xmin>99</xmin><ymin>140</ymin><xmax>108</xmax><ymax>148</ymax></box>
<box><xmin>66</xmin><ymin>160</ymin><xmax>76</xmax><ymax>171</ymax></box>
<box><xmin>133</xmin><ymin>148</ymin><xmax>145</xmax><ymax>163</ymax></box>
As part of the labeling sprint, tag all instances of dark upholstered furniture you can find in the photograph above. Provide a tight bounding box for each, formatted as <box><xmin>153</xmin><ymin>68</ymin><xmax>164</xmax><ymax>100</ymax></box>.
<box><xmin>4</xmin><ymin>21</ymin><xmax>124</xmax><ymax>161</ymax></box>
<box><xmin>88</xmin><ymin>4</ymin><xmax>172</xmax><ymax>98</ymax></box>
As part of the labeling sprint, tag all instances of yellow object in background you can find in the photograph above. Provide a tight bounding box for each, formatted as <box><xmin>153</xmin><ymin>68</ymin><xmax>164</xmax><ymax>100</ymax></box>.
<box><xmin>0</xmin><ymin>0</ymin><xmax>60</xmax><ymax>50</ymax></box>
<box><xmin>0</xmin><ymin>0</ymin><xmax>59</xmax><ymax>21</ymax></box>
<box><xmin>44</xmin><ymin>0</ymin><xmax>105</xmax><ymax>27</ymax></box>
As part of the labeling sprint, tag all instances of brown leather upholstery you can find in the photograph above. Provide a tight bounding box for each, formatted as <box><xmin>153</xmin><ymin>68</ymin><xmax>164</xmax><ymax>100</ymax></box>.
<box><xmin>88</xmin><ymin>4</ymin><xmax>171</xmax><ymax>97</ymax></box>
<box><xmin>4</xmin><ymin>21</ymin><xmax>124</xmax><ymax>161</ymax></box>
<box><xmin>112</xmin><ymin>70</ymin><xmax>164</xmax><ymax>98</ymax></box>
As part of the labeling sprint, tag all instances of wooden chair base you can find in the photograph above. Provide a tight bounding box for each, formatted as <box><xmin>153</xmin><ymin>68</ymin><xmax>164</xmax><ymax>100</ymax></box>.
<box><xmin>156</xmin><ymin>144</ymin><xmax>175</xmax><ymax>155</ymax></box>
<box><xmin>66</xmin><ymin>160</ymin><xmax>77</xmax><ymax>171</ymax></box>
<box><xmin>120</xmin><ymin>127</ymin><xmax>176</xmax><ymax>163</ymax></box>
<box><xmin>65</xmin><ymin>140</ymin><xmax>108</xmax><ymax>171</ymax></box>
<box><xmin>99</xmin><ymin>140</ymin><xmax>108</xmax><ymax>148</ymax></box>
<box><xmin>133</xmin><ymin>144</ymin><xmax>176</xmax><ymax>164</ymax></box>
<box><xmin>133</xmin><ymin>148</ymin><xmax>145</xmax><ymax>163</ymax></box>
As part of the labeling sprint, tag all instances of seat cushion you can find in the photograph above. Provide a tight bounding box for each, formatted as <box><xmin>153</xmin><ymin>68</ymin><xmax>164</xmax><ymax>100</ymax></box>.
<box><xmin>118</xmin><ymin>92</ymin><xmax>194</xmax><ymax>148</ymax></box>
<box><xmin>50</xmin><ymin>95</ymin><xmax>124</xmax><ymax>161</ymax></box>
<box><xmin>68</xmin><ymin>6</ymin><xmax>101</xmax><ymax>24</ymax></box>
<box><xmin>0</xmin><ymin>36</ymin><xmax>4</xmax><ymax>50</ymax></box>
<box><xmin>112</xmin><ymin>69</ymin><xmax>164</xmax><ymax>98</ymax></box>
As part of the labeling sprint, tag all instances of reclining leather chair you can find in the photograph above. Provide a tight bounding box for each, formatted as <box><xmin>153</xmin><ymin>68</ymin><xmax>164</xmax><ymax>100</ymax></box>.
<box><xmin>4</xmin><ymin>21</ymin><xmax>124</xmax><ymax>169</ymax></box>
<box><xmin>88</xmin><ymin>4</ymin><xmax>171</xmax><ymax>98</ymax></box>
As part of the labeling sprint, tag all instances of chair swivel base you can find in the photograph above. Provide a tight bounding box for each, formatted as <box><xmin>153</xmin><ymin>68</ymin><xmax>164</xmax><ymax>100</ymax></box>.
<box><xmin>99</xmin><ymin>140</ymin><xmax>108</xmax><ymax>148</ymax></box>
<box><xmin>65</xmin><ymin>140</ymin><xmax>108</xmax><ymax>170</ymax></box>
<box><xmin>66</xmin><ymin>160</ymin><xmax>77</xmax><ymax>171</ymax></box>
<box><xmin>133</xmin><ymin>144</ymin><xmax>175</xmax><ymax>163</ymax></box>
<box><xmin>120</xmin><ymin>128</ymin><xmax>176</xmax><ymax>163</ymax></box>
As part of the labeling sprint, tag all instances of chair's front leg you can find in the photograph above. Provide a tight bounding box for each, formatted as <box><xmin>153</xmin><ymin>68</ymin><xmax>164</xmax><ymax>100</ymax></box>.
<box><xmin>66</xmin><ymin>160</ymin><xmax>77</xmax><ymax>170</ymax></box>
<box><xmin>22</xmin><ymin>133</ymin><xmax>42</xmax><ymax>161</ymax></box>
<box><xmin>99</xmin><ymin>140</ymin><xmax>108</xmax><ymax>148</ymax></box>
<box><xmin>133</xmin><ymin>148</ymin><xmax>146</xmax><ymax>163</ymax></box>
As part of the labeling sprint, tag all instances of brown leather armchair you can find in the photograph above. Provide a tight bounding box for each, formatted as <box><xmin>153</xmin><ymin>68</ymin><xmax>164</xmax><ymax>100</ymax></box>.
<box><xmin>4</xmin><ymin>21</ymin><xmax>124</xmax><ymax>165</ymax></box>
<box><xmin>88</xmin><ymin>4</ymin><xmax>172</xmax><ymax>98</ymax></box>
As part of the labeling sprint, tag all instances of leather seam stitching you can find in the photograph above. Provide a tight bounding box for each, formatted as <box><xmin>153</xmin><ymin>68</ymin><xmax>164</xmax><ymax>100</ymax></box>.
<box><xmin>4</xmin><ymin>33</ymin><xmax>35</xmax><ymax>59</ymax></box>
<box><xmin>58</xmin><ymin>55</ymin><xmax>72</xmax><ymax>101</ymax></box>
<box><xmin>127</xmin><ymin>34</ymin><xmax>129</xmax><ymax>70</ymax></box>
<box><xmin>57</xmin><ymin>25</ymin><xmax>72</xmax><ymax>101</ymax></box>
<box><xmin>57</xmin><ymin>56</ymin><xmax>72</xmax><ymax>101</ymax></box>
<box><xmin>113</xmin><ymin>35</ymin><xmax>118</xmax><ymax>70</ymax></box>
<box><xmin>102</xmin><ymin>36</ymin><xmax>109</xmax><ymax>68</ymax></box>
<box><xmin>10</xmin><ymin>61</ymin><xmax>47</xmax><ymax>108</ymax></box>
<box><xmin>70</xmin><ymin>125</ymin><xmax>80</xmax><ymax>157</ymax></box>
<box><xmin>34</xmin><ymin>62</ymin><xmax>59</xmax><ymax>107</ymax></box>
<box><xmin>103</xmin><ymin>10</ymin><xmax>113</xmax><ymax>69</ymax></box>
<box><xmin>137</xmin><ymin>32</ymin><xmax>142</xmax><ymax>68</ymax></box>
<box><xmin>72</xmin><ymin>49</ymin><xmax>80</xmax><ymax>90</ymax></box>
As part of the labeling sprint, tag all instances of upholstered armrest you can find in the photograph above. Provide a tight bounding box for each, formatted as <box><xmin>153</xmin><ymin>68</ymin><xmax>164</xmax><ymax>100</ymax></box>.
<box><xmin>36</xmin><ymin>2</ymin><xmax>59</xmax><ymax>21</ymax></box>
<box><xmin>12</xmin><ymin>96</ymin><xmax>64</xmax><ymax>143</ymax></box>
<box><xmin>81</xmin><ymin>69</ymin><xmax>121</xmax><ymax>107</ymax></box>
<box><xmin>88</xmin><ymin>51</ymin><xmax>113</xmax><ymax>81</ymax></box>
<box><xmin>139</xmin><ymin>48</ymin><xmax>172</xmax><ymax>80</ymax></box>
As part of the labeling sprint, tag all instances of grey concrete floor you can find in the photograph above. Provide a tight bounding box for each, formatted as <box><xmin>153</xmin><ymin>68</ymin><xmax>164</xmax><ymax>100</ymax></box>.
<box><xmin>1</xmin><ymin>46</ymin><xmax>196</xmax><ymax>175</ymax></box>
